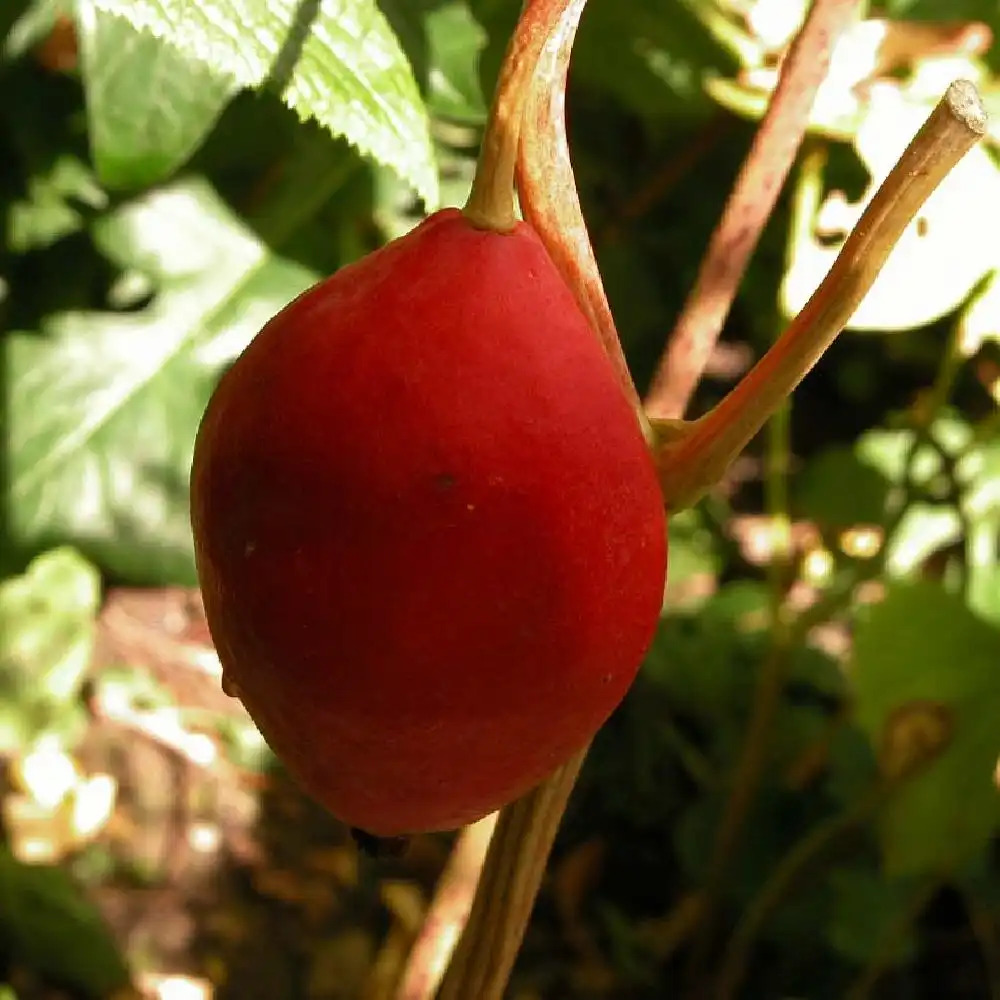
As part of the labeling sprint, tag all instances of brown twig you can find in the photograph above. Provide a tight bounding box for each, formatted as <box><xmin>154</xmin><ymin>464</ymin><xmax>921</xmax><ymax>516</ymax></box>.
<box><xmin>395</xmin><ymin>813</ymin><xmax>498</xmax><ymax>1000</ymax></box>
<box><xmin>644</xmin><ymin>0</ymin><xmax>860</xmax><ymax>421</ymax></box>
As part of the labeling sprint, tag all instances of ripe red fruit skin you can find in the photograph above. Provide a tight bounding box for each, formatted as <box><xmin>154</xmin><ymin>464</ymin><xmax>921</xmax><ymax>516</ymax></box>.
<box><xmin>190</xmin><ymin>208</ymin><xmax>667</xmax><ymax>836</ymax></box>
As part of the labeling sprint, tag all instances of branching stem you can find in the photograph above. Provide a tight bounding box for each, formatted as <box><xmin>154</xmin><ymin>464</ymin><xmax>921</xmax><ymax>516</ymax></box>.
<box><xmin>657</xmin><ymin>80</ymin><xmax>987</xmax><ymax>511</ymax></box>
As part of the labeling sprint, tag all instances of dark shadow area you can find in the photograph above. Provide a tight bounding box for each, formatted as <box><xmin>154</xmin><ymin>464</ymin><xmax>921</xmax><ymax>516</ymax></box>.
<box><xmin>0</xmin><ymin>50</ymin><xmax>121</xmax><ymax>578</ymax></box>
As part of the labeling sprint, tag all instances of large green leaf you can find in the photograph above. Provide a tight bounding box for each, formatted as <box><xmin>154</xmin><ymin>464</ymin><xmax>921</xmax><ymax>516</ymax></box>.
<box><xmin>6</xmin><ymin>178</ymin><xmax>318</xmax><ymax>583</ymax></box>
<box><xmin>852</xmin><ymin>582</ymin><xmax>1000</xmax><ymax>876</ymax></box>
<box><xmin>90</xmin><ymin>0</ymin><xmax>438</xmax><ymax>207</ymax></box>
<box><xmin>77</xmin><ymin>2</ymin><xmax>238</xmax><ymax>189</ymax></box>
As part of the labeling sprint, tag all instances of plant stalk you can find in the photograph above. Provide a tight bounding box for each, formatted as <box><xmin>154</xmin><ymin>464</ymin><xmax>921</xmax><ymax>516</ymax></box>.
<box><xmin>464</xmin><ymin>0</ymin><xmax>554</xmax><ymax>231</ymax></box>
<box><xmin>644</xmin><ymin>0</ymin><xmax>861</xmax><ymax>421</ymax></box>
<box><xmin>395</xmin><ymin>813</ymin><xmax>498</xmax><ymax>1000</ymax></box>
<box><xmin>657</xmin><ymin>80</ymin><xmax>987</xmax><ymax>511</ymax></box>
<box><xmin>514</xmin><ymin>0</ymin><xmax>644</xmax><ymax>418</ymax></box>
<box><xmin>436</xmin><ymin>748</ymin><xmax>587</xmax><ymax>999</ymax></box>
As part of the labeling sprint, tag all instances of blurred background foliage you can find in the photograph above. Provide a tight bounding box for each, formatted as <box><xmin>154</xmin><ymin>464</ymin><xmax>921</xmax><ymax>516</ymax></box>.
<box><xmin>1</xmin><ymin>0</ymin><xmax>1000</xmax><ymax>997</ymax></box>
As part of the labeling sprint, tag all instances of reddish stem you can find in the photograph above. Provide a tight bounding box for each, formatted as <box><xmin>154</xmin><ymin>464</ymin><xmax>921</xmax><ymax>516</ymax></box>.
<box><xmin>515</xmin><ymin>0</ymin><xmax>644</xmax><ymax>418</ymax></box>
<box><xmin>396</xmin><ymin>813</ymin><xmax>498</xmax><ymax>1000</ymax></box>
<box><xmin>657</xmin><ymin>80</ymin><xmax>986</xmax><ymax>510</ymax></box>
<box><xmin>644</xmin><ymin>0</ymin><xmax>861</xmax><ymax>421</ymax></box>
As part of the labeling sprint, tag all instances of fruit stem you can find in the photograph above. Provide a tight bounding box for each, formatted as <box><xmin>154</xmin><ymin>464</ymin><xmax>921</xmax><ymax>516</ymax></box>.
<box><xmin>514</xmin><ymin>0</ymin><xmax>646</xmax><ymax>420</ymax></box>
<box><xmin>464</xmin><ymin>1</ymin><xmax>555</xmax><ymax>232</ymax></box>
<box><xmin>655</xmin><ymin>79</ymin><xmax>987</xmax><ymax>511</ymax></box>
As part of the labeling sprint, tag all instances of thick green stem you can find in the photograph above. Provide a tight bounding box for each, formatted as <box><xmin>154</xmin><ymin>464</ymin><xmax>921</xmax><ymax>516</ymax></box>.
<box><xmin>656</xmin><ymin>80</ymin><xmax>986</xmax><ymax>511</ymax></box>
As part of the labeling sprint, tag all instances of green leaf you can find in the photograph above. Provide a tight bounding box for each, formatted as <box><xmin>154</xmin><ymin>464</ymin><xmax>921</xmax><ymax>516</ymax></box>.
<box><xmin>793</xmin><ymin>446</ymin><xmax>892</xmax><ymax>531</ymax></box>
<box><xmin>676</xmin><ymin>785</ymin><xmax>821</xmax><ymax>913</ymax></box>
<box><xmin>90</xmin><ymin>0</ymin><xmax>438</xmax><ymax>207</ymax></box>
<box><xmin>857</xmin><ymin>417</ymin><xmax>972</xmax><ymax>486</ymax></box>
<box><xmin>643</xmin><ymin>583</ymin><xmax>773</xmax><ymax>769</ymax></box>
<box><xmin>7</xmin><ymin>154</ymin><xmax>107</xmax><ymax>253</ymax></box>
<box><xmin>967</xmin><ymin>519</ymin><xmax>1000</xmax><ymax>626</ymax></box>
<box><xmin>644</xmin><ymin>588</ymin><xmax>763</xmax><ymax>727</ymax></box>
<box><xmin>424</xmin><ymin>1</ymin><xmax>487</xmax><ymax>124</ymax></box>
<box><xmin>884</xmin><ymin>503</ymin><xmax>963</xmax><ymax>577</ymax></box>
<box><xmin>0</xmin><ymin>848</ymin><xmax>132</xmax><ymax>998</ymax></box>
<box><xmin>382</xmin><ymin>0</ymin><xmax>487</xmax><ymax>125</ymax></box>
<box><xmin>0</xmin><ymin>548</ymin><xmax>99</xmax><ymax>754</ymax></box>
<box><xmin>826</xmin><ymin>723</ymin><xmax>879</xmax><ymax>806</ymax></box>
<box><xmin>962</xmin><ymin>437</ymin><xmax>1000</xmax><ymax>625</ymax></box>
<box><xmin>6</xmin><ymin>178</ymin><xmax>318</xmax><ymax>583</ymax></box>
<box><xmin>77</xmin><ymin>2</ymin><xmax>238</xmax><ymax>189</ymax></box>
<box><xmin>665</xmin><ymin>507</ymin><xmax>721</xmax><ymax>604</ymax></box>
<box><xmin>826</xmin><ymin>867</ymin><xmax>919</xmax><ymax>967</ymax></box>
<box><xmin>852</xmin><ymin>581</ymin><xmax>1000</xmax><ymax>876</ymax></box>
<box><xmin>855</xmin><ymin>419</ymin><xmax>970</xmax><ymax>577</ymax></box>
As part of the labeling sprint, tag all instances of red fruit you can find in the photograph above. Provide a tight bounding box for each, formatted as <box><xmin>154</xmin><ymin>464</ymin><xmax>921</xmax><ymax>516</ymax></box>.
<box><xmin>190</xmin><ymin>208</ymin><xmax>667</xmax><ymax>836</ymax></box>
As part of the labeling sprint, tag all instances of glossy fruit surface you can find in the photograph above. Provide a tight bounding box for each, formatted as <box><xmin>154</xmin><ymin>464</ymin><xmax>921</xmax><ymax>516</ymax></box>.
<box><xmin>190</xmin><ymin>208</ymin><xmax>667</xmax><ymax>835</ymax></box>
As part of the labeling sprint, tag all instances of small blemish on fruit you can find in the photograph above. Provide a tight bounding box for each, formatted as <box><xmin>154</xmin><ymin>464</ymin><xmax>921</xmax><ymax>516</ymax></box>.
<box><xmin>466</xmin><ymin>503</ymin><xmax>476</xmax><ymax>512</ymax></box>
<box><xmin>244</xmin><ymin>541</ymin><xmax>257</xmax><ymax>557</ymax></box>
<box><xmin>602</xmin><ymin>673</ymin><xmax>613</xmax><ymax>684</ymax></box>
<box><xmin>433</xmin><ymin>472</ymin><xmax>458</xmax><ymax>492</ymax></box>
<box><xmin>221</xmin><ymin>673</ymin><xmax>240</xmax><ymax>698</ymax></box>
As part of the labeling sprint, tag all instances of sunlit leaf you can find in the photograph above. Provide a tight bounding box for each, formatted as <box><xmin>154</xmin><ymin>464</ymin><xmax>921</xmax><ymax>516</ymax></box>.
<box><xmin>78</xmin><ymin>2</ymin><xmax>238</xmax><ymax>189</ymax></box>
<box><xmin>0</xmin><ymin>549</ymin><xmax>100</xmax><ymax>753</ymax></box>
<box><xmin>89</xmin><ymin>0</ymin><xmax>438</xmax><ymax>206</ymax></box>
<box><xmin>5</xmin><ymin>179</ymin><xmax>318</xmax><ymax>583</ymax></box>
